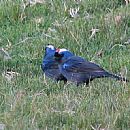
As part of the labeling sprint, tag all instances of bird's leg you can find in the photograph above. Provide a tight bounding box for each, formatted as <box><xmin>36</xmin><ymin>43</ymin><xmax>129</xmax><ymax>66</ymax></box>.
<box><xmin>85</xmin><ymin>80</ymin><xmax>90</xmax><ymax>85</ymax></box>
<box><xmin>56</xmin><ymin>75</ymin><xmax>67</xmax><ymax>84</ymax></box>
<box><xmin>56</xmin><ymin>79</ymin><xmax>60</xmax><ymax>83</ymax></box>
<box><xmin>76</xmin><ymin>82</ymin><xmax>80</xmax><ymax>86</ymax></box>
<box><xmin>85</xmin><ymin>78</ymin><xmax>93</xmax><ymax>85</ymax></box>
<box><xmin>63</xmin><ymin>79</ymin><xmax>67</xmax><ymax>84</ymax></box>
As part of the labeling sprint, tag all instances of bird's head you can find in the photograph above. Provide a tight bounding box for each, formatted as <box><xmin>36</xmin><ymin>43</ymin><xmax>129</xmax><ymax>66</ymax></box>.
<box><xmin>54</xmin><ymin>48</ymin><xmax>74</xmax><ymax>62</ymax></box>
<box><xmin>45</xmin><ymin>44</ymin><xmax>56</xmax><ymax>55</ymax></box>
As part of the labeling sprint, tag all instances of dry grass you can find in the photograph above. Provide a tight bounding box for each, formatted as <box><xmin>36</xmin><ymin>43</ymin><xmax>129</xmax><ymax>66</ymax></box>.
<box><xmin>0</xmin><ymin>0</ymin><xmax>130</xmax><ymax>129</ymax></box>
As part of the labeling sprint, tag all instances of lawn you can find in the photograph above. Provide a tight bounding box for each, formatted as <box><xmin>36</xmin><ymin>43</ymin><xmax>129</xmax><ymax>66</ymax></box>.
<box><xmin>0</xmin><ymin>0</ymin><xmax>130</xmax><ymax>129</ymax></box>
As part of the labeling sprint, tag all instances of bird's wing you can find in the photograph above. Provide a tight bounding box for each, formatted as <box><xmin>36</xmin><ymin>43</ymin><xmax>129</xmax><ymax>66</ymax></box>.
<box><xmin>48</xmin><ymin>62</ymin><xmax>59</xmax><ymax>69</ymax></box>
<box><xmin>63</xmin><ymin>58</ymin><xmax>104</xmax><ymax>73</ymax></box>
<box><xmin>42</xmin><ymin>60</ymin><xmax>59</xmax><ymax>70</ymax></box>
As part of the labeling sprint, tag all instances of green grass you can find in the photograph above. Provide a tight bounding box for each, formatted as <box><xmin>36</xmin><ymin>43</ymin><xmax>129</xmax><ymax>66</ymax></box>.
<box><xmin>0</xmin><ymin>0</ymin><xmax>130</xmax><ymax>129</ymax></box>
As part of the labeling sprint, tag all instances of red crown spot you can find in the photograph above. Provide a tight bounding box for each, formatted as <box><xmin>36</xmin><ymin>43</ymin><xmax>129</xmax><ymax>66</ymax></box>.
<box><xmin>56</xmin><ymin>48</ymin><xmax>60</xmax><ymax>52</ymax></box>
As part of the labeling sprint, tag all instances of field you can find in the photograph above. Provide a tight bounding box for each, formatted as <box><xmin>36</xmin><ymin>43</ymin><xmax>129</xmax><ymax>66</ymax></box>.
<box><xmin>0</xmin><ymin>0</ymin><xmax>130</xmax><ymax>129</ymax></box>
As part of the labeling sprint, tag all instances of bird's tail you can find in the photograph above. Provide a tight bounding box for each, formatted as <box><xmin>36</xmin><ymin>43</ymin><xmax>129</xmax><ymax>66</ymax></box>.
<box><xmin>107</xmin><ymin>73</ymin><xmax>129</xmax><ymax>82</ymax></box>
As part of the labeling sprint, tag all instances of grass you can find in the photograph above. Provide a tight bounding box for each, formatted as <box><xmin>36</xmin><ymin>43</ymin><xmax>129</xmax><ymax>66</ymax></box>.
<box><xmin>0</xmin><ymin>0</ymin><xmax>130</xmax><ymax>129</ymax></box>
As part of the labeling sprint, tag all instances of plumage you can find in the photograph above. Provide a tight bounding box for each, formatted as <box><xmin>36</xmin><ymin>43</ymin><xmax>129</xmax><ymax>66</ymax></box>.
<box><xmin>54</xmin><ymin>50</ymin><xmax>129</xmax><ymax>86</ymax></box>
<box><xmin>41</xmin><ymin>45</ymin><xmax>74</xmax><ymax>83</ymax></box>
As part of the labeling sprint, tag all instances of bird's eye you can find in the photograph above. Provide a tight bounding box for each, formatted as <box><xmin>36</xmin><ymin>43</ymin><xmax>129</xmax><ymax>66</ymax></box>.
<box><xmin>54</xmin><ymin>52</ymin><xmax>60</xmax><ymax>57</ymax></box>
<box><xmin>54</xmin><ymin>52</ymin><xmax>64</xmax><ymax>58</ymax></box>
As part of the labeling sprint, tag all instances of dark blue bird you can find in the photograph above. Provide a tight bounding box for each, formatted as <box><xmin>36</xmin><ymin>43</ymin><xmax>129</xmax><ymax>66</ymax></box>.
<box><xmin>54</xmin><ymin>49</ymin><xmax>129</xmax><ymax>86</ymax></box>
<box><xmin>41</xmin><ymin>45</ymin><xmax>74</xmax><ymax>83</ymax></box>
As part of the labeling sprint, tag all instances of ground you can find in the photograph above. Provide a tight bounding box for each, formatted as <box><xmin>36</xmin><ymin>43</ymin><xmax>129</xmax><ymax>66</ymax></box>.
<box><xmin>0</xmin><ymin>0</ymin><xmax>130</xmax><ymax>129</ymax></box>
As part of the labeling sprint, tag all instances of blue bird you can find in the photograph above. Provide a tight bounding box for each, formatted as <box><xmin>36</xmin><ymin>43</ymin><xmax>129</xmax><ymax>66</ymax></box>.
<box><xmin>41</xmin><ymin>45</ymin><xmax>74</xmax><ymax>83</ymax></box>
<box><xmin>54</xmin><ymin>49</ymin><xmax>129</xmax><ymax>86</ymax></box>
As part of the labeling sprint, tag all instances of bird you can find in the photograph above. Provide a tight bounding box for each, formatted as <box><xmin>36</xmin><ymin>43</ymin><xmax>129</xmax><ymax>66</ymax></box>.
<box><xmin>54</xmin><ymin>48</ymin><xmax>129</xmax><ymax>86</ymax></box>
<box><xmin>41</xmin><ymin>45</ymin><xmax>74</xmax><ymax>83</ymax></box>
